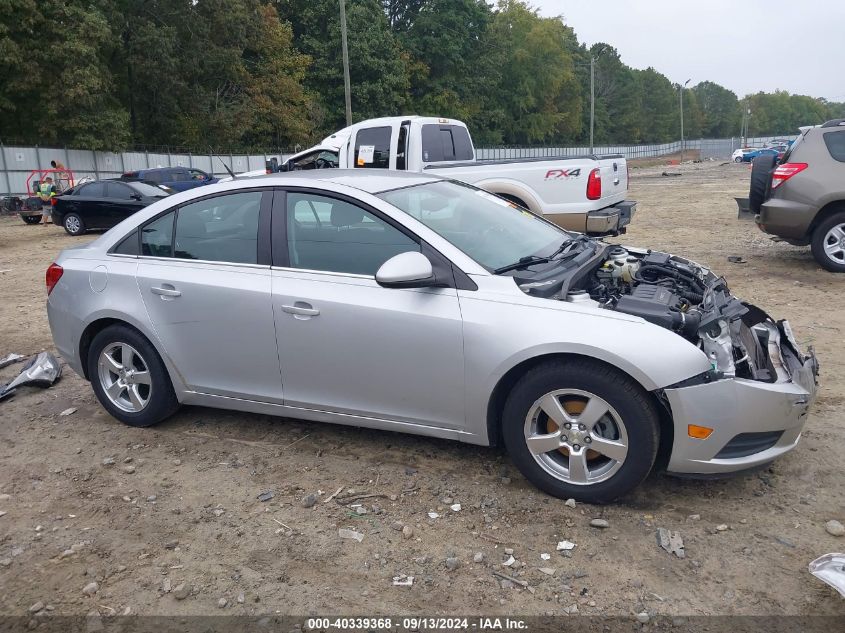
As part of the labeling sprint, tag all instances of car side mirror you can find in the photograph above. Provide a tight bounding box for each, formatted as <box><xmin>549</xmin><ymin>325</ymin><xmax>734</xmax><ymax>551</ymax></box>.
<box><xmin>375</xmin><ymin>252</ymin><xmax>436</xmax><ymax>288</ymax></box>
<box><xmin>131</xmin><ymin>193</ymin><xmax>142</xmax><ymax>201</ymax></box>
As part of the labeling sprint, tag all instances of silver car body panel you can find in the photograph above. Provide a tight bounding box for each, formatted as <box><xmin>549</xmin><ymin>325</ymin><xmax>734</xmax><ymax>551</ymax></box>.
<box><xmin>46</xmin><ymin>172</ymin><xmax>816</xmax><ymax>473</ymax></box>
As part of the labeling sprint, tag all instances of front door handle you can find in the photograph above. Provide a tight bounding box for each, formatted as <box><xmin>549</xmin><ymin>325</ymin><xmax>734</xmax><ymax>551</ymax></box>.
<box><xmin>282</xmin><ymin>303</ymin><xmax>320</xmax><ymax>317</ymax></box>
<box><xmin>151</xmin><ymin>284</ymin><xmax>181</xmax><ymax>298</ymax></box>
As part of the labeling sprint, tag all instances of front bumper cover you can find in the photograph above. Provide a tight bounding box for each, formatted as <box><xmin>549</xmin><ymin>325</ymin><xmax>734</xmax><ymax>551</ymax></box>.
<box><xmin>663</xmin><ymin>321</ymin><xmax>818</xmax><ymax>475</ymax></box>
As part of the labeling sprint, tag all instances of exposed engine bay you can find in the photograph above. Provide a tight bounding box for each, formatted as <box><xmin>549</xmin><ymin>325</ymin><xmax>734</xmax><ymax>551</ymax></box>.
<box><xmin>513</xmin><ymin>240</ymin><xmax>818</xmax><ymax>385</ymax></box>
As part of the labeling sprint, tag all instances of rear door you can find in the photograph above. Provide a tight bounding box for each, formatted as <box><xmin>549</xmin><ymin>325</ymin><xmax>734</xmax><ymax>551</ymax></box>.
<box><xmin>69</xmin><ymin>181</ymin><xmax>109</xmax><ymax>227</ymax></box>
<box><xmin>135</xmin><ymin>188</ymin><xmax>282</xmax><ymax>402</ymax></box>
<box><xmin>104</xmin><ymin>182</ymin><xmax>146</xmax><ymax>227</ymax></box>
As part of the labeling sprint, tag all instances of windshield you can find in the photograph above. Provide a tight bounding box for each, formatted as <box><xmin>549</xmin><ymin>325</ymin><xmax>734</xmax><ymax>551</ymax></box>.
<box><xmin>129</xmin><ymin>181</ymin><xmax>170</xmax><ymax>197</ymax></box>
<box><xmin>378</xmin><ymin>180</ymin><xmax>569</xmax><ymax>270</ymax></box>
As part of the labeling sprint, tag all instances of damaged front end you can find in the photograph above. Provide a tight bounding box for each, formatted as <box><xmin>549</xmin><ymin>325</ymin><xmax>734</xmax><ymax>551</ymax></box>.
<box><xmin>569</xmin><ymin>247</ymin><xmax>819</xmax><ymax>475</ymax></box>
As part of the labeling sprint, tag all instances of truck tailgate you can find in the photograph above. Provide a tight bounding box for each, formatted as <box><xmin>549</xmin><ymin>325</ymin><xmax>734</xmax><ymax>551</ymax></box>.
<box><xmin>597</xmin><ymin>155</ymin><xmax>627</xmax><ymax>208</ymax></box>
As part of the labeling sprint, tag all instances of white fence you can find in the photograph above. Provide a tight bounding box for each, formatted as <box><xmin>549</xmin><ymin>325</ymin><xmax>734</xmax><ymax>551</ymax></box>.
<box><xmin>0</xmin><ymin>135</ymin><xmax>795</xmax><ymax>197</ymax></box>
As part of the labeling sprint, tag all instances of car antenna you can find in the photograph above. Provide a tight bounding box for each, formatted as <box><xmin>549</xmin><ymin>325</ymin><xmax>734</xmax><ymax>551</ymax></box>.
<box><xmin>211</xmin><ymin>150</ymin><xmax>237</xmax><ymax>180</ymax></box>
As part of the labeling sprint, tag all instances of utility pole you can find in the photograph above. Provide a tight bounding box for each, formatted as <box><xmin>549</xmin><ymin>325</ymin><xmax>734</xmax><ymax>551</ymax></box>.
<box><xmin>339</xmin><ymin>0</ymin><xmax>352</xmax><ymax>126</ymax></box>
<box><xmin>589</xmin><ymin>47</ymin><xmax>606</xmax><ymax>155</ymax></box>
<box><xmin>679</xmin><ymin>78</ymin><xmax>690</xmax><ymax>162</ymax></box>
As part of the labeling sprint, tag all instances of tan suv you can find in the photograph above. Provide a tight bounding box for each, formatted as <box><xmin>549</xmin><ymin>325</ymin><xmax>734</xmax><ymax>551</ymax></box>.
<box><xmin>749</xmin><ymin>119</ymin><xmax>845</xmax><ymax>272</ymax></box>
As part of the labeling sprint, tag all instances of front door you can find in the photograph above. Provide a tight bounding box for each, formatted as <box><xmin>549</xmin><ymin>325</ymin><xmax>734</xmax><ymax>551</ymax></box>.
<box><xmin>271</xmin><ymin>190</ymin><xmax>465</xmax><ymax>429</ymax></box>
<box><xmin>136</xmin><ymin>189</ymin><xmax>282</xmax><ymax>402</ymax></box>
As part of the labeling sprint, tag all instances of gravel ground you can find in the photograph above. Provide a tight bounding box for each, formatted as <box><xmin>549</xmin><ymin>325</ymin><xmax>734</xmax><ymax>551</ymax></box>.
<box><xmin>0</xmin><ymin>161</ymin><xmax>844</xmax><ymax>620</ymax></box>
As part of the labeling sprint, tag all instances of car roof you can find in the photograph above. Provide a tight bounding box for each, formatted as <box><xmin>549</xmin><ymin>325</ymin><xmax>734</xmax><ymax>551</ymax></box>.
<box><xmin>241</xmin><ymin>169</ymin><xmax>445</xmax><ymax>194</ymax></box>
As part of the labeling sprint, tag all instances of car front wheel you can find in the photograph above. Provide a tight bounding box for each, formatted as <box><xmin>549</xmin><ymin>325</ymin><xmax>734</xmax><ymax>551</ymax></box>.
<box><xmin>811</xmin><ymin>212</ymin><xmax>845</xmax><ymax>273</ymax></box>
<box><xmin>502</xmin><ymin>359</ymin><xmax>659</xmax><ymax>503</ymax></box>
<box><xmin>87</xmin><ymin>324</ymin><xmax>179</xmax><ymax>427</ymax></box>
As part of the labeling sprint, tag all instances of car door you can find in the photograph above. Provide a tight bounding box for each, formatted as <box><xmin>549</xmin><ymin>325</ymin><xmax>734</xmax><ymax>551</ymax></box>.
<box><xmin>271</xmin><ymin>189</ymin><xmax>466</xmax><ymax>429</ymax></box>
<box><xmin>104</xmin><ymin>182</ymin><xmax>145</xmax><ymax>228</ymax></box>
<box><xmin>135</xmin><ymin>188</ymin><xmax>282</xmax><ymax>402</ymax></box>
<box><xmin>69</xmin><ymin>181</ymin><xmax>109</xmax><ymax>228</ymax></box>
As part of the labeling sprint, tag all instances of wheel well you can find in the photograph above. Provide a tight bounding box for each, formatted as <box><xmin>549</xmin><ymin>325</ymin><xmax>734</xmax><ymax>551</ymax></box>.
<box><xmin>78</xmin><ymin>318</ymin><xmax>133</xmax><ymax>380</ymax></box>
<box><xmin>485</xmin><ymin>353</ymin><xmax>674</xmax><ymax>464</ymax></box>
<box><xmin>807</xmin><ymin>200</ymin><xmax>845</xmax><ymax>239</ymax></box>
<box><xmin>495</xmin><ymin>193</ymin><xmax>528</xmax><ymax>210</ymax></box>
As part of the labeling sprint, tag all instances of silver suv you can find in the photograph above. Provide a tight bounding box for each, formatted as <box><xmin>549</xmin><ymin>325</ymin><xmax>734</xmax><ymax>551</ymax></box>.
<box><xmin>749</xmin><ymin>119</ymin><xmax>845</xmax><ymax>272</ymax></box>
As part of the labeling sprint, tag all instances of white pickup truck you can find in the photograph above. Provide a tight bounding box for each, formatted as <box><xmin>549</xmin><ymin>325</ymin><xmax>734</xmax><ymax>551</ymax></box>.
<box><xmin>274</xmin><ymin>116</ymin><xmax>636</xmax><ymax>235</ymax></box>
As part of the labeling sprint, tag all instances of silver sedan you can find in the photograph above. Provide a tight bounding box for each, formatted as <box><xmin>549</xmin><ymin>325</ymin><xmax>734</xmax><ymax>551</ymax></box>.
<box><xmin>46</xmin><ymin>171</ymin><xmax>818</xmax><ymax>502</ymax></box>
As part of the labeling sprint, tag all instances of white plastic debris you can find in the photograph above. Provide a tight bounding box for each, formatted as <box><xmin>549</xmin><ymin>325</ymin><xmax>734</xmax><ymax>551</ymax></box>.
<box><xmin>502</xmin><ymin>555</ymin><xmax>516</xmax><ymax>567</ymax></box>
<box><xmin>540</xmin><ymin>553</ymin><xmax>551</xmax><ymax>560</ymax></box>
<box><xmin>557</xmin><ymin>540</ymin><xmax>576</xmax><ymax>551</ymax></box>
<box><xmin>427</xmin><ymin>512</ymin><xmax>440</xmax><ymax>519</ymax></box>
<box><xmin>338</xmin><ymin>528</ymin><xmax>364</xmax><ymax>542</ymax></box>
<box><xmin>450</xmin><ymin>503</ymin><xmax>461</xmax><ymax>512</ymax></box>
<box><xmin>59</xmin><ymin>407</ymin><xmax>77</xmax><ymax>417</ymax></box>
<box><xmin>809</xmin><ymin>553</ymin><xmax>845</xmax><ymax>597</ymax></box>
<box><xmin>392</xmin><ymin>574</ymin><xmax>414</xmax><ymax>587</ymax></box>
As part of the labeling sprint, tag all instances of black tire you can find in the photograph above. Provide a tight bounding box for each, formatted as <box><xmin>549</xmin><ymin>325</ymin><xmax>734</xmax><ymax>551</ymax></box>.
<box><xmin>87</xmin><ymin>324</ymin><xmax>179</xmax><ymax>427</ymax></box>
<box><xmin>811</xmin><ymin>211</ymin><xmax>845</xmax><ymax>273</ymax></box>
<box><xmin>63</xmin><ymin>212</ymin><xmax>86</xmax><ymax>236</ymax></box>
<box><xmin>748</xmin><ymin>154</ymin><xmax>778</xmax><ymax>213</ymax></box>
<box><xmin>21</xmin><ymin>215</ymin><xmax>42</xmax><ymax>225</ymax></box>
<box><xmin>733</xmin><ymin>156</ymin><xmax>743</xmax><ymax>163</ymax></box>
<box><xmin>501</xmin><ymin>359</ymin><xmax>660</xmax><ymax>503</ymax></box>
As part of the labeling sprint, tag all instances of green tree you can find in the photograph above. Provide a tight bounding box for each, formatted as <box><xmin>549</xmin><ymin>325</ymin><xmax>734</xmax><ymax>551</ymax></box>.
<box><xmin>693</xmin><ymin>81</ymin><xmax>740</xmax><ymax>138</ymax></box>
<box><xmin>635</xmin><ymin>68</ymin><xmax>676</xmax><ymax>142</ymax></box>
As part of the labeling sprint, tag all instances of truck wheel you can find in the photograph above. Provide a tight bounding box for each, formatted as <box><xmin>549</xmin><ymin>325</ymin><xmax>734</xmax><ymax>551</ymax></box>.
<box><xmin>748</xmin><ymin>154</ymin><xmax>777</xmax><ymax>213</ymax></box>
<box><xmin>811</xmin><ymin>212</ymin><xmax>845</xmax><ymax>273</ymax></box>
<box><xmin>63</xmin><ymin>213</ymin><xmax>86</xmax><ymax>236</ymax></box>
<box><xmin>21</xmin><ymin>215</ymin><xmax>42</xmax><ymax>225</ymax></box>
<box><xmin>501</xmin><ymin>359</ymin><xmax>659</xmax><ymax>503</ymax></box>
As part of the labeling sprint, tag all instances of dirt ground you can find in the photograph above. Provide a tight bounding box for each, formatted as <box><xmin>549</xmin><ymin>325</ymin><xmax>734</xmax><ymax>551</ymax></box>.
<box><xmin>0</xmin><ymin>161</ymin><xmax>844</xmax><ymax>620</ymax></box>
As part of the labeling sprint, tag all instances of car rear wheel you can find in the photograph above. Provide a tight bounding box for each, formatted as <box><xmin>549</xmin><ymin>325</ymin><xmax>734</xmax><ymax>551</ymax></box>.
<box><xmin>63</xmin><ymin>212</ymin><xmax>86</xmax><ymax>236</ymax></box>
<box><xmin>87</xmin><ymin>324</ymin><xmax>179</xmax><ymax>427</ymax></box>
<box><xmin>501</xmin><ymin>359</ymin><xmax>659</xmax><ymax>503</ymax></box>
<box><xmin>811</xmin><ymin>212</ymin><xmax>845</xmax><ymax>273</ymax></box>
<box><xmin>748</xmin><ymin>154</ymin><xmax>778</xmax><ymax>213</ymax></box>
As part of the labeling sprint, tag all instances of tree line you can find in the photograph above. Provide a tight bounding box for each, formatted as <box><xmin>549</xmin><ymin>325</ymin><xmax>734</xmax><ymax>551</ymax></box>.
<box><xmin>2</xmin><ymin>0</ymin><xmax>843</xmax><ymax>151</ymax></box>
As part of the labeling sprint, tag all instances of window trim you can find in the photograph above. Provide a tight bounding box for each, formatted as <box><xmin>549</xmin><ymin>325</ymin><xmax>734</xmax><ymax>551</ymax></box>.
<box><xmin>110</xmin><ymin>188</ymin><xmax>273</xmax><ymax>265</ymax></box>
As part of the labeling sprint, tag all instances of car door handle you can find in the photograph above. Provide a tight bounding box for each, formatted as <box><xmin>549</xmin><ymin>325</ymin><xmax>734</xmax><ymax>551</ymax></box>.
<box><xmin>151</xmin><ymin>285</ymin><xmax>181</xmax><ymax>298</ymax></box>
<box><xmin>281</xmin><ymin>303</ymin><xmax>320</xmax><ymax>317</ymax></box>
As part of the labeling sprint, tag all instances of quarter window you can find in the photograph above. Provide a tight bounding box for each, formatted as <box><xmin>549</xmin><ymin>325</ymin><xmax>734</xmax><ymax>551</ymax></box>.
<box><xmin>173</xmin><ymin>191</ymin><xmax>262</xmax><ymax>264</ymax></box>
<box><xmin>823</xmin><ymin>130</ymin><xmax>845</xmax><ymax>163</ymax></box>
<box><xmin>354</xmin><ymin>126</ymin><xmax>391</xmax><ymax>169</ymax></box>
<box><xmin>141</xmin><ymin>211</ymin><xmax>175</xmax><ymax>257</ymax></box>
<box><xmin>286</xmin><ymin>192</ymin><xmax>418</xmax><ymax>275</ymax></box>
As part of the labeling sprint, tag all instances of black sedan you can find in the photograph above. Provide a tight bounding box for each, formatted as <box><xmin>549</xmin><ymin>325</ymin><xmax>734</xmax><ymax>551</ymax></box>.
<box><xmin>53</xmin><ymin>180</ymin><xmax>169</xmax><ymax>235</ymax></box>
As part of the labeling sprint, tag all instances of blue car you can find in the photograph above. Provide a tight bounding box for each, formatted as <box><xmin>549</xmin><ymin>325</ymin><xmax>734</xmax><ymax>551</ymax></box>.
<box><xmin>741</xmin><ymin>147</ymin><xmax>779</xmax><ymax>163</ymax></box>
<box><xmin>120</xmin><ymin>167</ymin><xmax>217</xmax><ymax>192</ymax></box>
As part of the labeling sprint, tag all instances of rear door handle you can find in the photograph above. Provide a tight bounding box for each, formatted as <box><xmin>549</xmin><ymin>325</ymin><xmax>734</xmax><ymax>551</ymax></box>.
<box><xmin>151</xmin><ymin>285</ymin><xmax>181</xmax><ymax>298</ymax></box>
<box><xmin>282</xmin><ymin>303</ymin><xmax>320</xmax><ymax>317</ymax></box>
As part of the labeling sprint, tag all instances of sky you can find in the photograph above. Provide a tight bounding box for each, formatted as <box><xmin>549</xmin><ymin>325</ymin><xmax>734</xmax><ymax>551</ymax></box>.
<box><xmin>532</xmin><ymin>0</ymin><xmax>845</xmax><ymax>101</ymax></box>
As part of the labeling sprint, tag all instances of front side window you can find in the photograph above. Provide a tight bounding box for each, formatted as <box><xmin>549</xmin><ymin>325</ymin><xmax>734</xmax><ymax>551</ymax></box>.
<box><xmin>188</xmin><ymin>169</ymin><xmax>208</xmax><ymax>181</ymax></box>
<box><xmin>354</xmin><ymin>126</ymin><xmax>391</xmax><ymax>169</ymax></box>
<box><xmin>173</xmin><ymin>191</ymin><xmax>262</xmax><ymax>264</ymax></box>
<box><xmin>286</xmin><ymin>192</ymin><xmax>418</xmax><ymax>275</ymax></box>
<box><xmin>379</xmin><ymin>180</ymin><xmax>567</xmax><ymax>271</ymax></box>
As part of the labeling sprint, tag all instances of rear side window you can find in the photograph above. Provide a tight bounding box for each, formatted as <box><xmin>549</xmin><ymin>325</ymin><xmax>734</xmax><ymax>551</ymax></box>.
<box><xmin>173</xmin><ymin>191</ymin><xmax>262</xmax><ymax>264</ymax></box>
<box><xmin>354</xmin><ymin>126</ymin><xmax>391</xmax><ymax>169</ymax></box>
<box><xmin>823</xmin><ymin>130</ymin><xmax>845</xmax><ymax>163</ymax></box>
<box><xmin>106</xmin><ymin>182</ymin><xmax>134</xmax><ymax>199</ymax></box>
<box><xmin>421</xmin><ymin>125</ymin><xmax>474</xmax><ymax>163</ymax></box>
<box><xmin>141</xmin><ymin>211</ymin><xmax>175</xmax><ymax>257</ymax></box>
<box><xmin>79</xmin><ymin>182</ymin><xmax>106</xmax><ymax>197</ymax></box>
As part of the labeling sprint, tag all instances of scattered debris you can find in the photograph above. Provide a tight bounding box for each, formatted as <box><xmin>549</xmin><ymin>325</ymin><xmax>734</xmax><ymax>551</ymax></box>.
<box><xmin>256</xmin><ymin>491</ymin><xmax>274</xmax><ymax>502</ymax></box>
<box><xmin>564</xmin><ymin>498</ymin><xmax>576</xmax><ymax>508</ymax></box>
<box><xmin>540</xmin><ymin>553</ymin><xmax>551</xmax><ymax>561</ymax></box>
<box><xmin>217</xmin><ymin>598</ymin><xmax>227</xmax><ymax>609</ymax></box>
<box><xmin>323</xmin><ymin>486</ymin><xmax>344</xmax><ymax>503</ymax></box>
<box><xmin>82</xmin><ymin>582</ymin><xmax>99</xmax><ymax>596</ymax></box>
<box><xmin>809</xmin><ymin>553</ymin><xmax>845</xmax><ymax>597</ymax></box>
<box><xmin>237</xmin><ymin>592</ymin><xmax>245</xmax><ymax>604</ymax></box>
<box><xmin>301</xmin><ymin>494</ymin><xmax>317</xmax><ymax>508</ymax></box>
<box><xmin>445</xmin><ymin>557</ymin><xmax>460</xmax><ymax>571</ymax></box>
<box><xmin>427</xmin><ymin>512</ymin><xmax>439</xmax><ymax>519</ymax></box>
<box><xmin>392</xmin><ymin>574</ymin><xmax>414</xmax><ymax>587</ymax></box>
<box><xmin>661</xmin><ymin>171</ymin><xmax>682</xmax><ymax>177</ymax></box>
<box><xmin>716</xmin><ymin>524</ymin><xmax>729</xmax><ymax>532</ymax></box>
<box><xmin>121</xmin><ymin>465</ymin><xmax>136</xmax><ymax>474</ymax></box>
<box><xmin>557</xmin><ymin>540</ymin><xmax>576</xmax><ymax>551</ymax></box>
<box><xmin>539</xmin><ymin>567</ymin><xmax>555</xmax><ymax>576</ymax></box>
<box><xmin>656</xmin><ymin>528</ymin><xmax>685</xmax><ymax>558</ymax></box>
<box><xmin>480</xmin><ymin>533</ymin><xmax>506</xmax><ymax>544</ymax></box>
<box><xmin>402</xmin><ymin>525</ymin><xmax>414</xmax><ymax>540</ymax></box>
<box><xmin>450</xmin><ymin>503</ymin><xmax>461</xmax><ymax>512</ymax></box>
<box><xmin>28</xmin><ymin>602</ymin><xmax>44</xmax><ymax>614</ymax></box>
<box><xmin>589</xmin><ymin>519</ymin><xmax>609</xmax><ymax>529</ymax></box>
<box><xmin>0</xmin><ymin>352</ymin><xmax>62</xmax><ymax>401</ymax></box>
<box><xmin>502</xmin><ymin>555</ymin><xmax>516</xmax><ymax>567</ymax></box>
<box><xmin>727</xmin><ymin>256</ymin><xmax>747</xmax><ymax>264</ymax></box>
<box><xmin>473</xmin><ymin>552</ymin><xmax>485</xmax><ymax>563</ymax></box>
<box><xmin>492</xmin><ymin>570</ymin><xmax>528</xmax><ymax>587</ymax></box>
<box><xmin>338</xmin><ymin>528</ymin><xmax>364</xmax><ymax>542</ymax></box>
<box><xmin>0</xmin><ymin>353</ymin><xmax>25</xmax><ymax>369</ymax></box>
<box><xmin>59</xmin><ymin>407</ymin><xmax>77</xmax><ymax>417</ymax></box>
<box><xmin>172</xmin><ymin>583</ymin><xmax>190</xmax><ymax>600</ymax></box>
<box><xmin>636</xmin><ymin>612</ymin><xmax>650</xmax><ymax>624</ymax></box>
<box><xmin>826</xmin><ymin>520</ymin><xmax>845</xmax><ymax>537</ymax></box>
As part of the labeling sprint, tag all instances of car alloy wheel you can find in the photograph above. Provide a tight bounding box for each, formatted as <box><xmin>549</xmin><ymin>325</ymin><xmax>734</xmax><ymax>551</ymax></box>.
<box><xmin>64</xmin><ymin>214</ymin><xmax>82</xmax><ymax>234</ymax></box>
<box><xmin>97</xmin><ymin>343</ymin><xmax>152</xmax><ymax>413</ymax></box>
<box><xmin>523</xmin><ymin>389</ymin><xmax>628</xmax><ymax>485</ymax></box>
<box><xmin>821</xmin><ymin>223</ymin><xmax>845</xmax><ymax>266</ymax></box>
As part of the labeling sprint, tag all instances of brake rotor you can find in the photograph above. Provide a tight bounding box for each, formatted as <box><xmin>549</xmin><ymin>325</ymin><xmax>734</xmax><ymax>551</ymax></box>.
<box><xmin>546</xmin><ymin>398</ymin><xmax>602</xmax><ymax>460</ymax></box>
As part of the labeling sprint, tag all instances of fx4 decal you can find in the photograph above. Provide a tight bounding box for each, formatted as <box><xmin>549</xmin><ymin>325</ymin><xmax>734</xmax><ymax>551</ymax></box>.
<box><xmin>545</xmin><ymin>168</ymin><xmax>581</xmax><ymax>180</ymax></box>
